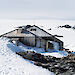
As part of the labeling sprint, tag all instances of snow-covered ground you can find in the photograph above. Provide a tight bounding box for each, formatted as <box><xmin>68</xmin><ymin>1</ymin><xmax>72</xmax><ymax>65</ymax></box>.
<box><xmin>0</xmin><ymin>37</ymin><xmax>54</xmax><ymax>75</ymax></box>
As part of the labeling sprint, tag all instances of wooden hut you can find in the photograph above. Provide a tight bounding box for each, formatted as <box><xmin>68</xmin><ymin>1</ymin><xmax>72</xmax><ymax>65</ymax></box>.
<box><xmin>1</xmin><ymin>25</ymin><xmax>63</xmax><ymax>52</ymax></box>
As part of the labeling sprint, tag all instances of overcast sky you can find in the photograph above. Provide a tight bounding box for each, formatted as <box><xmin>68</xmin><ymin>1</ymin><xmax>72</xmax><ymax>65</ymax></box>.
<box><xmin>0</xmin><ymin>0</ymin><xmax>75</xmax><ymax>20</ymax></box>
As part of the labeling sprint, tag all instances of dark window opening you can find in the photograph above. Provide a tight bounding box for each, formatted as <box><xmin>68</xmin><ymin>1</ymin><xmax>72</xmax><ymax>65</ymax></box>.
<box><xmin>30</xmin><ymin>29</ymin><xmax>36</xmax><ymax>31</ymax></box>
<box><xmin>48</xmin><ymin>42</ymin><xmax>54</xmax><ymax>49</ymax></box>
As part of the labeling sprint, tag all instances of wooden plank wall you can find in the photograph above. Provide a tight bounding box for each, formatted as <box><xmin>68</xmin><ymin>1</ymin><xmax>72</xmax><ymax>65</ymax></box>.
<box><xmin>20</xmin><ymin>37</ymin><xmax>36</xmax><ymax>46</ymax></box>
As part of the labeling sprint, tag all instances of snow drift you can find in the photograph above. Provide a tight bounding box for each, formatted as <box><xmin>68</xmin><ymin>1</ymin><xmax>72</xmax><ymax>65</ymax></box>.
<box><xmin>0</xmin><ymin>37</ymin><xmax>54</xmax><ymax>75</ymax></box>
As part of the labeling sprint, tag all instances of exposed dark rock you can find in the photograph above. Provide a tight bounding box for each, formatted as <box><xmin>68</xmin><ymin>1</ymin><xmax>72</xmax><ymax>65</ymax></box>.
<box><xmin>72</xmin><ymin>26</ymin><xmax>75</xmax><ymax>30</ymax></box>
<box><xmin>16</xmin><ymin>51</ymin><xmax>55</xmax><ymax>63</ymax></box>
<box><xmin>26</xmin><ymin>25</ymin><xmax>32</xmax><ymax>28</ymax></box>
<box><xmin>16</xmin><ymin>51</ymin><xmax>75</xmax><ymax>75</ymax></box>
<box><xmin>54</xmin><ymin>35</ymin><xmax>63</xmax><ymax>37</ymax></box>
<box><xmin>48</xmin><ymin>28</ymin><xmax>51</xmax><ymax>30</ymax></box>
<box><xmin>58</xmin><ymin>24</ymin><xmax>72</xmax><ymax>28</ymax></box>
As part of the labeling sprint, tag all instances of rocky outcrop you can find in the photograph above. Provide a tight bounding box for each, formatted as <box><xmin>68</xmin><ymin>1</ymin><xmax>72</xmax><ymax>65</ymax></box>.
<box><xmin>16</xmin><ymin>51</ymin><xmax>75</xmax><ymax>75</ymax></box>
<box><xmin>58</xmin><ymin>24</ymin><xmax>72</xmax><ymax>28</ymax></box>
<box><xmin>16</xmin><ymin>51</ymin><xmax>55</xmax><ymax>63</ymax></box>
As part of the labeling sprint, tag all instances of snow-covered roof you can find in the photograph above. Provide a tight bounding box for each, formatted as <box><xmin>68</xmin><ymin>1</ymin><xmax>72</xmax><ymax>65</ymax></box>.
<box><xmin>1</xmin><ymin>25</ymin><xmax>63</xmax><ymax>44</ymax></box>
<box><xmin>31</xmin><ymin>25</ymin><xmax>63</xmax><ymax>42</ymax></box>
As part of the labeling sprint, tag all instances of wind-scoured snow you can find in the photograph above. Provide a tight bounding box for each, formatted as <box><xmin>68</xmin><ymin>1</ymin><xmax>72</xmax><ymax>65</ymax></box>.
<box><xmin>0</xmin><ymin>37</ymin><xmax>54</xmax><ymax>75</ymax></box>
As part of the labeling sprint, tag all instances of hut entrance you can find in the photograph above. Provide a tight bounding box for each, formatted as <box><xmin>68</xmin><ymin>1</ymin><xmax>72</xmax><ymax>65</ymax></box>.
<box><xmin>48</xmin><ymin>41</ymin><xmax>54</xmax><ymax>49</ymax></box>
<box><xmin>46</xmin><ymin>41</ymin><xmax>59</xmax><ymax>51</ymax></box>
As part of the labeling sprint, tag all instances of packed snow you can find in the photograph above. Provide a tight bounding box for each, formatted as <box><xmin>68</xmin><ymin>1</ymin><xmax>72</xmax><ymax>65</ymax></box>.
<box><xmin>0</xmin><ymin>37</ymin><xmax>54</xmax><ymax>75</ymax></box>
<box><xmin>42</xmin><ymin>51</ymin><xmax>68</xmax><ymax>58</ymax></box>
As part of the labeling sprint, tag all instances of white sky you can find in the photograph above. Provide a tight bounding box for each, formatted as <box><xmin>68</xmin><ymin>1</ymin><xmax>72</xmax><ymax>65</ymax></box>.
<box><xmin>0</xmin><ymin>0</ymin><xmax>75</xmax><ymax>20</ymax></box>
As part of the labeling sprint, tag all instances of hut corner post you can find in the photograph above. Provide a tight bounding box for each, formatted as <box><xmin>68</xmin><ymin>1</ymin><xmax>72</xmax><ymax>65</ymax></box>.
<box><xmin>59</xmin><ymin>41</ymin><xmax>63</xmax><ymax>51</ymax></box>
<box><xmin>45</xmin><ymin>41</ymin><xmax>48</xmax><ymax>52</ymax></box>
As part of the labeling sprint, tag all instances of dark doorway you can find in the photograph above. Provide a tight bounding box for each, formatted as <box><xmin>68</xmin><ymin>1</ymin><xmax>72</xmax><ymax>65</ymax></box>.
<box><xmin>48</xmin><ymin>42</ymin><xmax>54</xmax><ymax>49</ymax></box>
